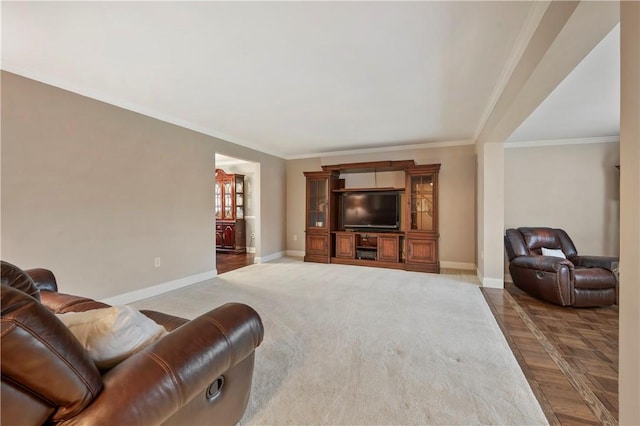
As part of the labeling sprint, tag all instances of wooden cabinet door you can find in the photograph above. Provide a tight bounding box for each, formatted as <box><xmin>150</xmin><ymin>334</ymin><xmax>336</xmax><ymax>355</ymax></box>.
<box><xmin>406</xmin><ymin>237</ymin><xmax>435</xmax><ymax>263</ymax></box>
<box><xmin>215</xmin><ymin>224</ymin><xmax>223</xmax><ymax>248</ymax></box>
<box><xmin>223</xmin><ymin>224</ymin><xmax>235</xmax><ymax>248</ymax></box>
<box><xmin>303</xmin><ymin>170</ymin><xmax>339</xmax><ymax>264</ymax></box>
<box><xmin>378</xmin><ymin>235</ymin><xmax>399</xmax><ymax>262</ymax></box>
<box><xmin>305</xmin><ymin>233</ymin><xmax>329</xmax><ymax>262</ymax></box>
<box><xmin>406</xmin><ymin>236</ymin><xmax>439</xmax><ymax>272</ymax></box>
<box><xmin>335</xmin><ymin>233</ymin><xmax>355</xmax><ymax>258</ymax></box>
<box><xmin>306</xmin><ymin>177</ymin><xmax>329</xmax><ymax>230</ymax></box>
<box><xmin>234</xmin><ymin>220</ymin><xmax>246</xmax><ymax>250</ymax></box>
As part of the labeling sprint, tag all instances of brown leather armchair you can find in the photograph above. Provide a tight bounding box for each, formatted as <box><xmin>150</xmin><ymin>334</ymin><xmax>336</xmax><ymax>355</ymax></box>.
<box><xmin>504</xmin><ymin>228</ymin><xmax>618</xmax><ymax>307</ymax></box>
<box><xmin>1</xmin><ymin>261</ymin><xmax>264</xmax><ymax>425</ymax></box>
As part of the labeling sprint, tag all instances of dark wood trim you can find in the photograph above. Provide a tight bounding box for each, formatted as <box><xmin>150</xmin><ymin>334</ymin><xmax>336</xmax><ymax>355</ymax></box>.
<box><xmin>332</xmin><ymin>187</ymin><xmax>404</xmax><ymax>193</ymax></box>
<box><xmin>330</xmin><ymin>257</ymin><xmax>406</xmax><ymax>270</ymax></box>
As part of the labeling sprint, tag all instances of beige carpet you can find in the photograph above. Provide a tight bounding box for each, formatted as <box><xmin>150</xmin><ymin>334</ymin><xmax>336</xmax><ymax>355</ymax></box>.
<box><xmin>135</xmin><ymin>258</ymin><xmax>548</xmax><ymax>425</ymax></box>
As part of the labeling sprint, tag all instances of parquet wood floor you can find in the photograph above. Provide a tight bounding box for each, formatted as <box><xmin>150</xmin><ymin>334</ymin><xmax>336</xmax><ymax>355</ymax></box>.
<box><xmin>483</xmin><ymin>282</ymin><xmax>618</xmax><ymax>426</ymax></box>
<box><xmin>216</xmin><ymin>252</ymin><xmax>255</xmax><ymax>274</ymax></box>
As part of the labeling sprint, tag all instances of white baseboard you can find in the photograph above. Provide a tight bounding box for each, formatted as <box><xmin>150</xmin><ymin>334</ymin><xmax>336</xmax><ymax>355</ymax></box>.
<box><xmin>482</xmin><ymin>277</ymin><xmax>504</xmax><ymax>288</ymax></box>
<box><xmin>440</xmin><ymin>261</ymin><xmax>476</xmax><ymax>270</ymax></box>
<box><xmin>286</xmin><ymin>250</ymin><xmax>305</xmax><ymax>257</ymax></box>
<box><xmin>100</xmin><ymin>270</ymin><xmax>216</xmax><ymax>306</ymax></box>
<box><xmin>476</xmin><ymin>268</ymin><xmax>505</xmax><ymax>289</ymax></box>
<box><xmin>255</xmin><ymin>251</ymin><xmax>284</xmax><ymax>264</ymax></box>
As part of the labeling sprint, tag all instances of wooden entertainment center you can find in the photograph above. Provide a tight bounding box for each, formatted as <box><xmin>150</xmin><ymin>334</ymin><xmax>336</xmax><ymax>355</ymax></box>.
<box><xmin>303</xmin><ymin>160</ymin><xmax>441</xmax><ymax>273</ymax></box>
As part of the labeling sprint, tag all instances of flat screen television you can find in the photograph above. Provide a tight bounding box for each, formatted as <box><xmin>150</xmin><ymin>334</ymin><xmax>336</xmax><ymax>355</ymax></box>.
<box><xmin>342</xmin><ymin>192</ymin><xmax>400</xmax><ymax>230</ymax></box>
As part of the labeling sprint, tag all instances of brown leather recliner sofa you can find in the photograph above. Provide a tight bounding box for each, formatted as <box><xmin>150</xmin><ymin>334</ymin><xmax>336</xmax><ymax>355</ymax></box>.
<box><xmin>1</xmin><ymin>261</ymin><xmax>264</xmax><ymax>425</ymax></box>
<box><xmin>504</xmin><ymin>228</ymin><xmax>618</xmax><ymax>307</ymax></box>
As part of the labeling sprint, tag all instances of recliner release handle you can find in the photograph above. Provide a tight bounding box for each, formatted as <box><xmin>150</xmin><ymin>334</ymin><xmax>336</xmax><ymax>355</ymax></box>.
<box><xmin>206</xmin><ymin>376</ymin><xmax>225</xmax><ymax>401</ymax></box>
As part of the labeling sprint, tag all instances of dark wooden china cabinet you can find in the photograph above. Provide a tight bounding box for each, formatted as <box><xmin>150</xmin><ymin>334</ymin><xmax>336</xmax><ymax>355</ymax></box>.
<box><xmin>215</xmin><ymin>169</ymin><xmax>246</xmax><ymax>254</ymax></box>
<box><xmin>303</xmin><ymin>160</ymin><xmax>440</xmax><ymax>273</ymax></box>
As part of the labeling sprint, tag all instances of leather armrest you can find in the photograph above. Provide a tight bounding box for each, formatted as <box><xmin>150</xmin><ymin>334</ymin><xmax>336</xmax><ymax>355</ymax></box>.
<box><xmin>571</xmin><ymin>255</ymin><xmax>618</xmax><ymax>271</ymax></box>
<box><xmin>39</xmin><ymin>291</ymin><xmax>110</xmax><ymax>314</ymax></box>
<box><xmin>510</xmin><ymin>255</ymin><xmax>574</xmax><ymax>272</ymax></box>
<box><xmin>61</xmin><ymin>303</ymin><xmax>264</xmax><ymax>426</ymax></box>
<box><xmin>25</xmin><ymin>268</ymin><xmax>58</xmax><ymax>292</ymax></box>
<box><xmin>1</xmin><ymin>285</ymin><xmax>103</xmax><ymax>422</ymax></box>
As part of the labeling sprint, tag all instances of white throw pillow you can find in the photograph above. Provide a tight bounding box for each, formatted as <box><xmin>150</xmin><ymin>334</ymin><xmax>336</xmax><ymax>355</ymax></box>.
<box><xmin>57</xmin><ymin>305</ymin><xmax>168</xmax><ymax>369</ymax></box>
<box><xmin>541</xmin><ymin>247</ymin><xmax>566</xmax><ymax>259</ymax></box>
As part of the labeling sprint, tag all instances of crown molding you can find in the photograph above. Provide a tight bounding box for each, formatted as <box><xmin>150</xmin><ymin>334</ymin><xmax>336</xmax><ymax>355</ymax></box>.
<box><xmin>505</xmin><ymin>135</ymin><xmax>620</xmax><ymax>148</ymax></box>
<box><xmin>286</xmin><ymin>139</ymin><xmax>475</xmax><ymax>160</ymax></box>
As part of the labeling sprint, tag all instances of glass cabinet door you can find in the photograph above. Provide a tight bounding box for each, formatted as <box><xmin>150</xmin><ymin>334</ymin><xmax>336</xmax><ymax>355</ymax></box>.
<box><xmin>236</xmin><ymin>199</ymin><xmax>244</xmax><ymax>219</ymax></box>
<box><xmin>235</xmin><ymin>176</ymin><xmax>244</xmax><ymax>219</ymax></box>
<box><xmin>215</xmin><ymin>181</ymin><xmax>222</xmax><ymax>219</ymax></box>
<box><xmin>409</xmin><ymin>174</ymin><xmax>434</xmax><ymax>231</ymax></box>
<box><xmin>308</xmin><ymin>179</ymin><xmax>328</xmax><ymax>228</ymax></box>
<box><xmin>223</xmin><ymin>180</ymin><xmax>233</xmax><ymax>219</ymax></box>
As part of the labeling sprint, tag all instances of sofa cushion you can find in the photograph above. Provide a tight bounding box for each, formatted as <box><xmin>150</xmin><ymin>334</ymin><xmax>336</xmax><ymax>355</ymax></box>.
<box><xmin>57</xmin><ymin>306</ymin><xmax>168</xmax><ymax>370</ymax></box>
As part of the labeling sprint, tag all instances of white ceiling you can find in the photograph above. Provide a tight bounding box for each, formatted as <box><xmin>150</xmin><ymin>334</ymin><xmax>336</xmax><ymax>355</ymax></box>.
<box><xmin>507</xmin><ymin>24</ymin><xmax>619</xmax><ymax>144</ymax></box>
<box><xmin>2</xmin><ymin>2</ymin><xmax>619</xmax><ymax>158</ymax></box>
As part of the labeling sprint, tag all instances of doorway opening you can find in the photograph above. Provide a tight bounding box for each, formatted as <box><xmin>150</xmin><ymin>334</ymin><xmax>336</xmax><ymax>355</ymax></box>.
<box><xmin>215</xmin><ymin>153</ymin><xmax>260</xmax><ymax>274</ymax></box>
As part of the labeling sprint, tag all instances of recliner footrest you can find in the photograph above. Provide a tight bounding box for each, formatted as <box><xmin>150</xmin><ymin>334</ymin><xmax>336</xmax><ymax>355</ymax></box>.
<box><xmin>573</xmin><ymin>267</ymin><xmax>617</xmax><ymax>290</ymax></box>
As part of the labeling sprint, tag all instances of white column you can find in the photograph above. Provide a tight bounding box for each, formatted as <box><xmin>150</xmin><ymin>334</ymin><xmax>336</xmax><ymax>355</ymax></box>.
<box><xmin>477</xmin><ymin>142</ymin><xmax>505</xmax><ymax>288</ymax></box>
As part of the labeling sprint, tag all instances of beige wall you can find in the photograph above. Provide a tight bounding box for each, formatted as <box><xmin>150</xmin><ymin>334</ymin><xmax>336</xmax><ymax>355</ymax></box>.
<box><xmin>1</xmin><ymin>72</ymin><xmax>286</xmax><ymax>299</ymax></box>
<box><xmin>504</xmin><ymin>142</ymin><xmax>620</xmax><ymax>259</ymax></box>
<box><xmin>285</xmin><ymin>145</ymin><xmax>477</xmax><ymax>266</ymax></box>
<box><xmin>258</xmin><ymin>155</ymin><xmax>287</xmax><ymax>260</ymax></box>
<box><xmin>619</xmin><ymin>2</ymin><xmax>640</xmax><ymax>423</ymax></box>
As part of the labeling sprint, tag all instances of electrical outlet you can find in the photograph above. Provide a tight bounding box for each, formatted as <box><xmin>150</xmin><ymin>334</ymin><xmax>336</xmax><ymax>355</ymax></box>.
<box><xmin>293</xmin><ymin>234</ymin><xmax>298</xmax><ymax>241</ymax></box>
<box><xmin>154</xmin><ymin>257</ymin><xmax>161</xmax><ymax>267</ymax></box>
